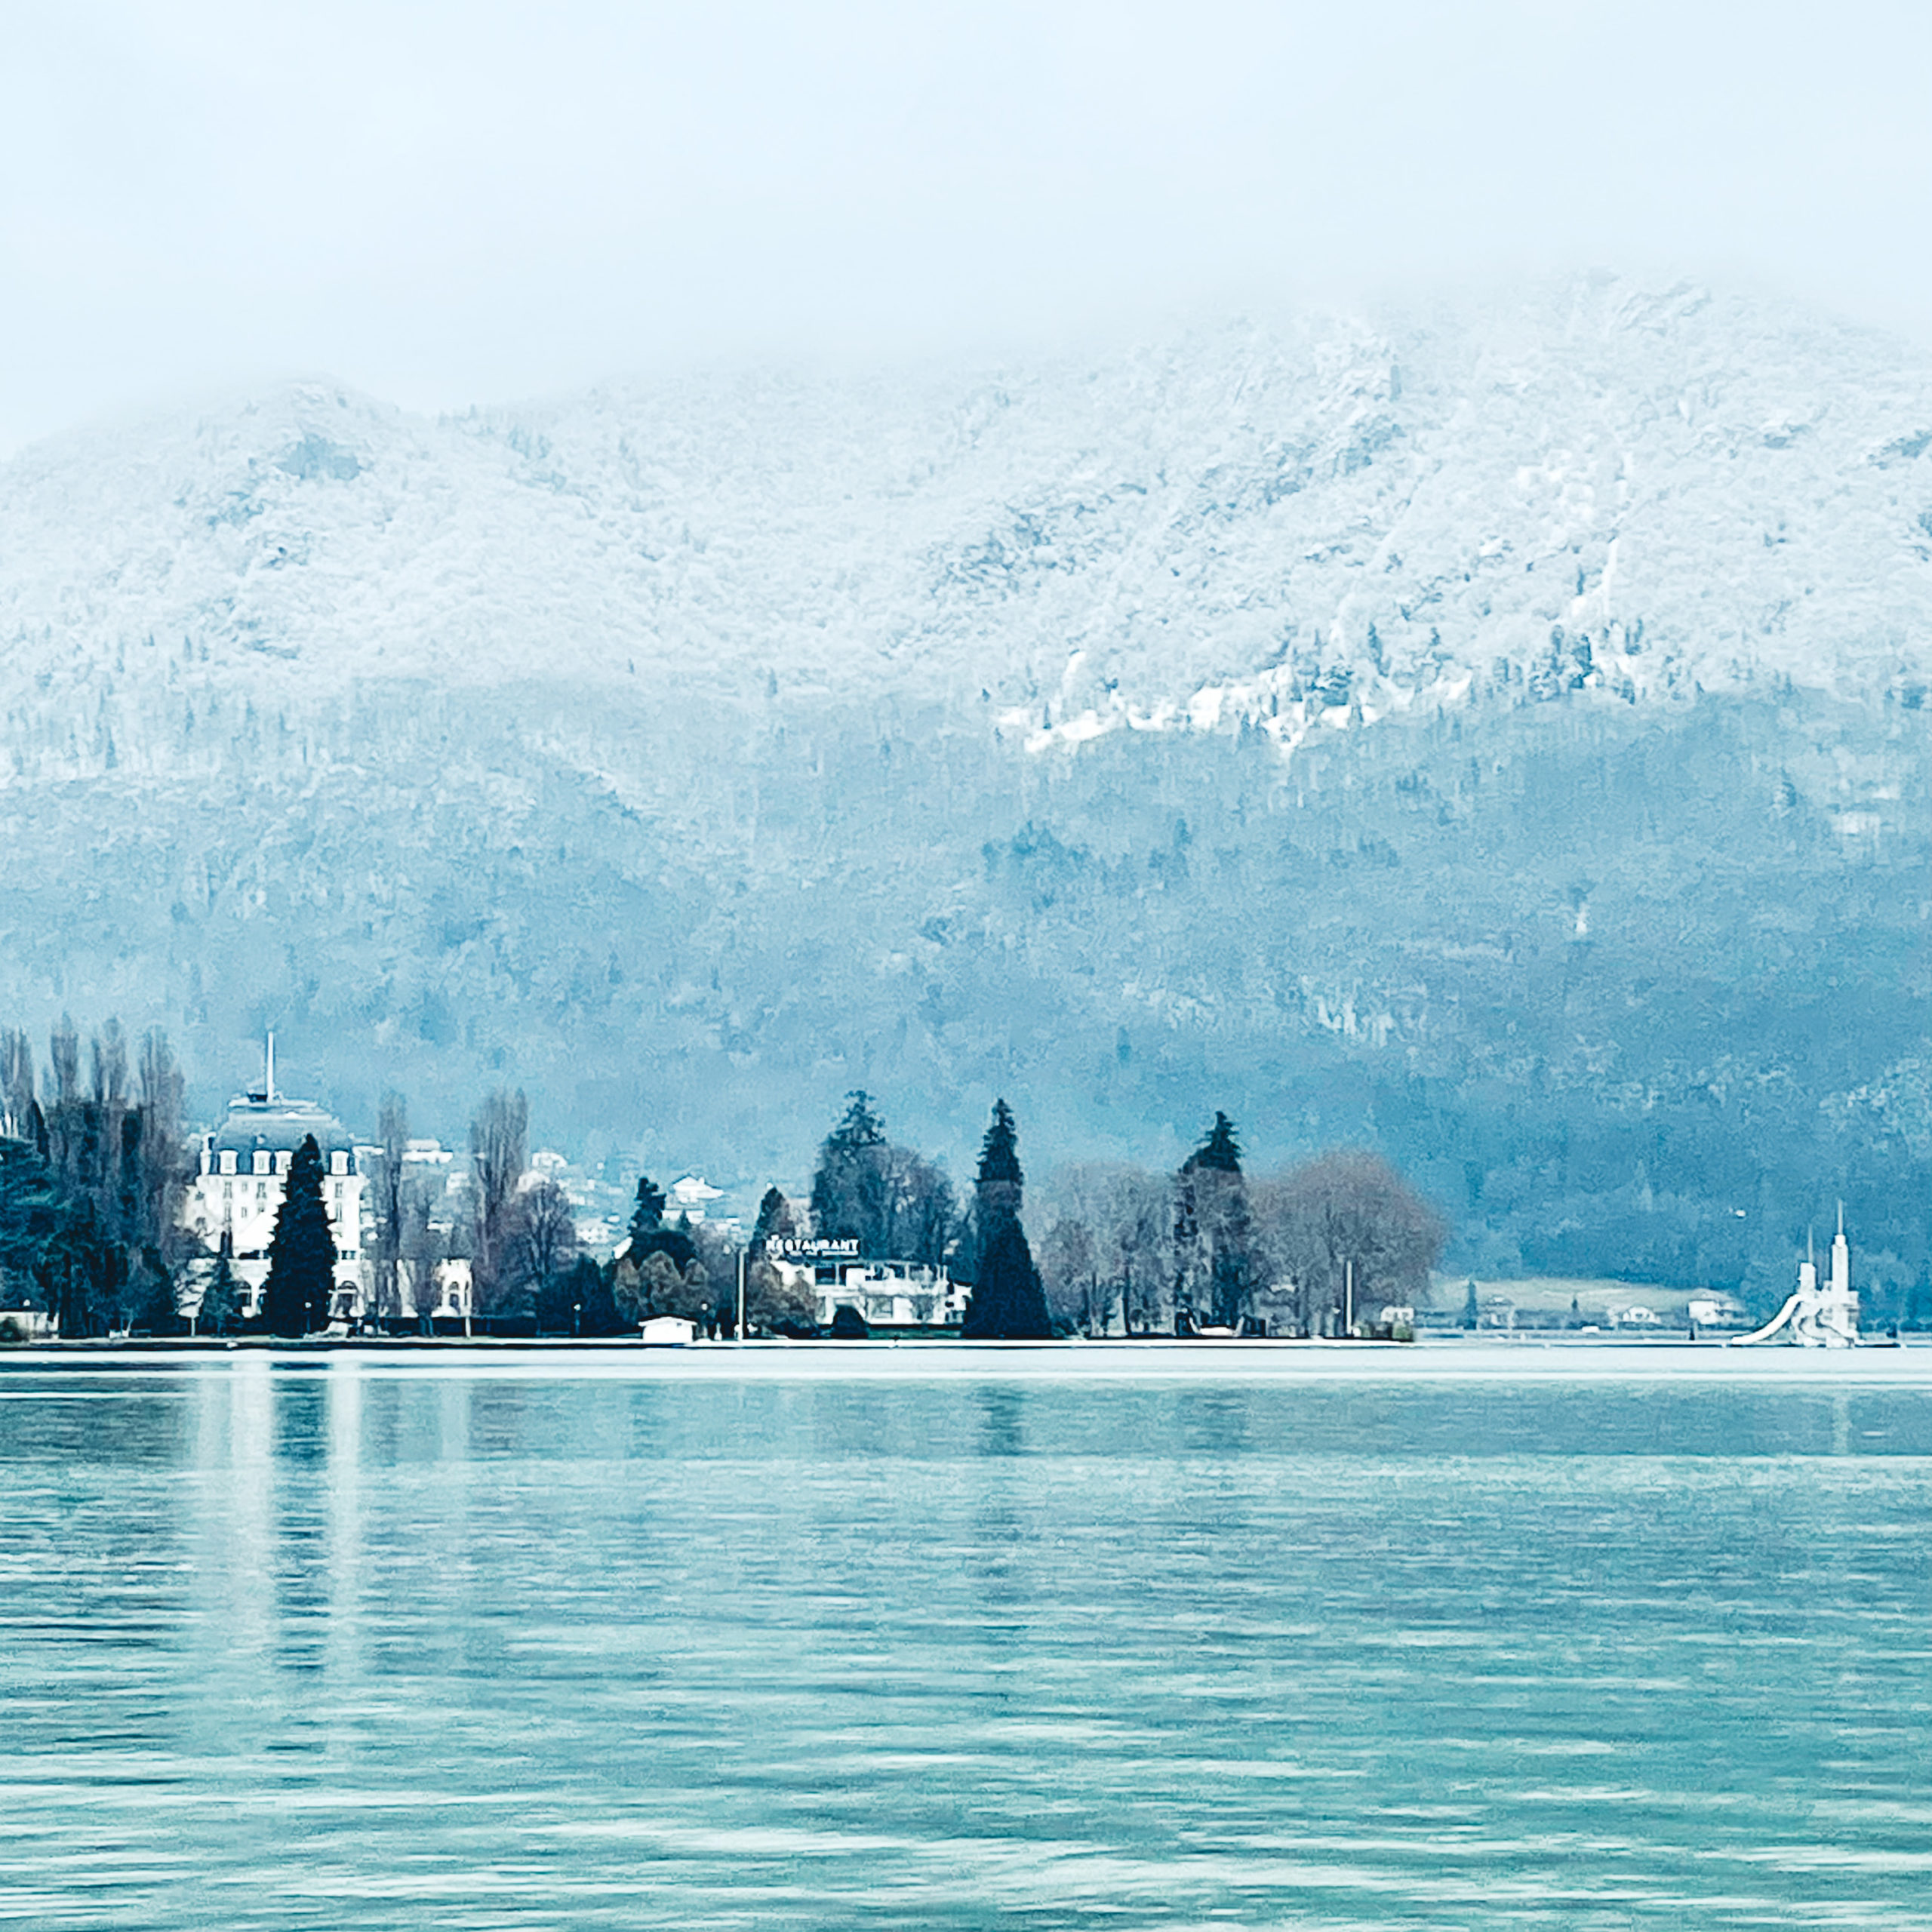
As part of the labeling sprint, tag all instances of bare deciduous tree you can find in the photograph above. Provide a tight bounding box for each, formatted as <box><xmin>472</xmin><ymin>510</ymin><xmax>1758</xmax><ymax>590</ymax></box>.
<box><xmin>1038</xmin><ymin>1214</ymin><xmax>1103</xmax><ymax>1334</ymax></box>
<box><xmin>0</xmin><ymin>1030</ymin><xmax>34</xmax><ymax>1140</ymax></box>
<box><xmin>134</xmin><ymin>1029</ymin><xmax>188</xmax><ymax>1265</ymax></box>
<box><xmin>1036</xmin><ymin>1162</ymin><xmax>1175</xmax><ymax>1335</ymax></box>
<box><xmin>48</xmin><ymin>1017</ymin><xmax>81</xmax><ymax>1110</ymax></box>
<box><xmin>500</xmin><ymin>1179</ymin><xmax>580</xmax><ymax>1315</ymax></box>
<box><xmin>401</xmin><ymin>1181</ymin><xmax>445</xmax><ymax>1330</ymax></box>
<box><xmin>91</xmin><ymin>1019</ymin><xmax>128</xmax><ymax>1108</ymax></box>
<box><xmin>1254</xmin><ymin>1150</ymin><xmax>1447</xmax><ymax>1334</ymax></box>
<box><xmin>469</xmin><ymin>1088</ymin><xmax>528</xmax><ymax>1312</ymax></box>
<box><xmin>372</xmin><ymin>1091</ymin><xmax>410</xmax><ymax>1320</ymax></box>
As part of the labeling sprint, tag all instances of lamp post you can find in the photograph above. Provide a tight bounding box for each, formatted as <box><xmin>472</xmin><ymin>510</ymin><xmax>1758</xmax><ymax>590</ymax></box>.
<box><xmin>736</xmin><ymin>1248</ymin><xmax>747</xmax><ymax>1343</ymax></box>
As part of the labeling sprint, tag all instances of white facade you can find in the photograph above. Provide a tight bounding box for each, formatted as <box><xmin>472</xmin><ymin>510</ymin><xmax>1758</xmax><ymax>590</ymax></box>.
<box><xmin>771</xmin><ymin>1256</ymin><xmax>964</xmax><ymax>1329</ymax></box>
<box><xmin>181</xmin><ymin>1057</ymin><xmax>369</xmax><ymax>1321</ymax></box>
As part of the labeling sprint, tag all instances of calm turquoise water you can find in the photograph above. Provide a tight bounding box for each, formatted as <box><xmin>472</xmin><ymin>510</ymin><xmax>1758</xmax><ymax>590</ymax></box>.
<box><xmin>2</xmin><ymin>1351</ymin><xmax>1929</xmax><ymax>1929</ymax></box>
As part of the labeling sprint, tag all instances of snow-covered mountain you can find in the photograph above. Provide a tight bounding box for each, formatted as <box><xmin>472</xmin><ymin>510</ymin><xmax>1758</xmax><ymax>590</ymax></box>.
<box><xmin>1</xmin><ymin>275</ymin><xmax>1927</xmax><ymax>1294</ymax></box>
<box><xmin>6</xmin><ymin>272</ymin><xmax>1932</xmax><ymax>781</ymax></box>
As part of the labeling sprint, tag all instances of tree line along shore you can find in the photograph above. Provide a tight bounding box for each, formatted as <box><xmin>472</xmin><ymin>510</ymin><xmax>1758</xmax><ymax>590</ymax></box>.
<box><xmin>1</xmin><ymin>1019</ymin><xmax>1444</xmax><ymax>1344</ymax></box>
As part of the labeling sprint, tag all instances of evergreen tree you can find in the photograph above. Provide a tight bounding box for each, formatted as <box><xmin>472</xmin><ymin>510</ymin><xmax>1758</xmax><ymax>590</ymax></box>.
<box><xmin>537</xmin><ymin>1252</ymin><xmax>614</xmax><ymax>1336</ymax></box>
<box><xmin>750</xmin><ymin>1185</ymin><xmax>795</xmax><ymax>1254</ymax></box>
<box><xmin>574</xmin><ymin>1256</ymin><xmax>626</xmax><ymax>1337</ymax></box>
<box><xmin>198</xmin><ymin>1254</ymin><xmax>242</xmax><ymax>1337</ymax></box>
<box><xmin>968</xmin><ymin>1097</ymin><xmax>1025</xmax><ymax>1286</ymax></box>
<box><xmin>1207</xmin><ymin>1183</ymin><xmax>1260</xmax><ymax>1328</ymax></box>
<box><xmin>1174</xmin><ymin>1111</ymin><xmax>1252</xmax><ymax>1326</ymax></box>
<box><xmin>262</xmin><ymin>1135</ymin><xmax>337</xmax><ymax>1337</ymax></box>
<box><xmin>961</xmin><ymin>1100</ymin><xmax>1050</xmax><ymax>1337</ymax></box>
<box><xmin>805</xmin><ymin>1097</ymin><xmax>952</xmax><ymax>1266</ymax></box>
<box><xmin>128</xmin><ymin>1249</ymin><xmax>179</xmax><ymax>1335</ymax></box>
<box><xmin>626</xmin><ymin>1174</ymin><xmax>667</xmax><ymax>1250</ymax></box>
<box><xmin>961</xmin><ymin>1215</ymin><xmax>1053</xmax><ymax>1340</ymax></box>
<box><xmin>810</xmin><ymin>1092</ymin><xmax>888</xmax><ymax>1248</ymax></box>
<box><xmin>974</xmin><ymin>1098</ymin><xmax>1023</xmax><ymax>1231</ymax></box>
<box><xmin>1186</xmin><ymin>1112</ymin><xmax>1244</xmax><ymax>1175</ymax></box>
<box><xmin>1461</xmin><ymin>1279</ymin><xmax>1479</xmax><ymax>1330</ymax></box>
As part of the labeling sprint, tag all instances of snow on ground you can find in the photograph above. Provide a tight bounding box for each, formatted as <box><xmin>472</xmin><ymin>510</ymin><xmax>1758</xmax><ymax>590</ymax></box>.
<box><xmin>5</xmin><ymin>272</ymin><xmax>1932</xmax><ymax>786</ymax></box>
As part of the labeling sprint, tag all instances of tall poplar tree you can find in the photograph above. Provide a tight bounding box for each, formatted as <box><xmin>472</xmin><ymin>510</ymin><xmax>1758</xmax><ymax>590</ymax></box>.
<box><xmin>372</xmin><ymin>1091</ymin><xmax>410</xmax><ymax>1320</ymax></box>
<box><xmin>262</xmin><ymin>1135</ymin><xmax>337</xmax><ymax>1337</ymax></box>
<box><xmin>469</xmin><ymin>1087</ymin><xmax>529</xmax><ymax>1311</ymax></box>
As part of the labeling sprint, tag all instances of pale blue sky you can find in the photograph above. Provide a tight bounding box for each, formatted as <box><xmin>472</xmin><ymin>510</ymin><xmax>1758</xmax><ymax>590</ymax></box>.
<box><xmin>2</xmin><ymin>0</ymin><xmax>1928</xmax><ymax>450</ymax></box>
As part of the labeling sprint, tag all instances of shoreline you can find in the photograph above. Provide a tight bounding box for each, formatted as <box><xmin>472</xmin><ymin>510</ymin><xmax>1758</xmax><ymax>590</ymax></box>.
<box><xmin>3</xmin><ymin>1334</ymin><xmax>1930</xmax><ymax>1383</ymax></box>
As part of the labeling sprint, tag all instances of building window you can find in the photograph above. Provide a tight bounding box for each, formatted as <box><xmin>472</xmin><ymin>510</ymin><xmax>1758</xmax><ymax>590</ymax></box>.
<box><xmin>253</xmin><ymin>1151</ymin><xmax>270</xmax><ymax>1177</ymax></box>
<box><xmin>220</xmin><ymin>1151</ymin><xmax>237</xmax><ymax>1176</ymax></box>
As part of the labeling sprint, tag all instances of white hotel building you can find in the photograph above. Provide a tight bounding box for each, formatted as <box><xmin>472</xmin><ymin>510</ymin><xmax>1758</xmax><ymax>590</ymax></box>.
<box><xmin>182</xmin><ymin>1049</ymin><xmax>369</xmax><ymax>1321</ymax></box>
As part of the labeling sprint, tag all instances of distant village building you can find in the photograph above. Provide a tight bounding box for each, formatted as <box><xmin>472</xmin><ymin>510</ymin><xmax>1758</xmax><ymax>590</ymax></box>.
<box><xmin>666</xmin><ymin>1174</ymin><xmax>724</xmax><ymax>1223</ymax></box>
<box><xmin>180</xmin><ymin>1040</ymin><xmax>368</xmax><ymax>1322</ymax></box>
<box><xmin>1687</xmin><ymin>1292</ymin><xmax>1746</xmax><ymax>1327</ymax></box>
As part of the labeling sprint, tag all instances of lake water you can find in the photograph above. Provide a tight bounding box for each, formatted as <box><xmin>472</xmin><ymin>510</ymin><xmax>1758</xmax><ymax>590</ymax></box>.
<box><xmin>3</xmin><ymin>1345</ymin><xmax>1930</xmax><ymax>1929</ymax></box>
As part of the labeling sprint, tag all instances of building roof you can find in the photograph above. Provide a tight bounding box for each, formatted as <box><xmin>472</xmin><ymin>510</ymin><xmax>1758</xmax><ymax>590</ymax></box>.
<box><xmin>209</xmin><ymin>1096</ymin><xmax>354</xmax><ymax>1158</ymax></box>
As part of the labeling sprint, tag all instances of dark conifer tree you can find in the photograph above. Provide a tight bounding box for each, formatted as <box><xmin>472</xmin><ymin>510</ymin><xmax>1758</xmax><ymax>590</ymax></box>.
<box><xmin>128</xmin><ymin>1251</ymin><xmax>179</xmax><ymax>1335</ymax></box>
<box><xmin>974</xmin><ymin>1098</ymin><xmax>1023</xmax><ymax>1228</ymax></box>
<box><xmin>262</xmin><ymin>1135</ymin><xmax>337</xmax><ymax>1337</ymax></box>
<box><xmin>620</xmin><ymin>1176</ymin><xmax>695</xmax><ymax>1278</ymax></box>
<box><xmin>1177</xmin><ymin>1111</ymin><xmax>1254</xmax><ymax>1327</ymax></box>
<box><xmin>962</xmin><ymin>1216</ymin><xmax>1053</xmax><ymax>1340</ymax></box>
<box><xmin>560</xmin><ymin>1253</ymin><xmax>623</xmax><ymax>1337</ymax></box>
<box><xmin>810</xmin><ymin>1092</ymin><xmax>888</xmax><ymax>1248</ymax></box>
<box><xmin>627</xmin><ymin>1175</ymin><xmax>667</xmax><ymax>1250</ymax></box>
<box><xmin>1186</xmin><ymin>1112</ymin><xmax>1244</xmax><ymax>1175</ymax></box>
<box><xmin>751</xmin><ymin>1185</ymin><xmax>795</xmax><ymax>1254</ymax></box>
<box><xmin>961</xmin><ymin>1100</ymin><xmax>1051</xmax><ymax>1337</ymax></box>
<box><xmin>1208</xmin><ymin>1186</ymin><xmax>1259</xmax><ymax>1327</ymax></box>
<box><xmin>198</xmin><ymin>1254</ymin><xmax>242</xmax><ymax>1337</ymax></box>
<box><xmin>968</xmin><ymin>1097</ymin><xmax>1024</xmax><ymax>1286</ymax></box>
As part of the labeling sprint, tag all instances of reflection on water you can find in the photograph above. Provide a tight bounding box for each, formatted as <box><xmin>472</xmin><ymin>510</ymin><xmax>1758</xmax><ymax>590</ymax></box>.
<box><xmin>2</xmin><ymin>1358</ymin><xmax>1930</xmax><ymax>1929</ymax></box>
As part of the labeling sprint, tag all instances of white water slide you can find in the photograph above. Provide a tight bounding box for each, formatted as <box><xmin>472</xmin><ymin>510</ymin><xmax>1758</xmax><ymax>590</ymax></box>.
<box><xmin>1730</xmin><ymin>1212</ymin><xmax>1860</xmax><ymax>1349</ymax></box>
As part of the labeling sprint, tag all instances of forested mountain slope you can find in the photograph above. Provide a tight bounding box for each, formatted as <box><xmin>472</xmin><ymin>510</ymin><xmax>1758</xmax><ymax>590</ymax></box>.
<box><xmin>1</xmin><ymin>275</ymin><xmax>1926</xmax><ymax>1302</ymax></box>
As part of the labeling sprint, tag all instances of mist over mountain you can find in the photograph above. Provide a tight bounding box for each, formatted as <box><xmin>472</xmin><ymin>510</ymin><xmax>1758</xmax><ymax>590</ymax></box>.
<box><xmin>2</xmin><ymin>274</ymin><xmax>1927</xmax><ymax>1300</ymax></box>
